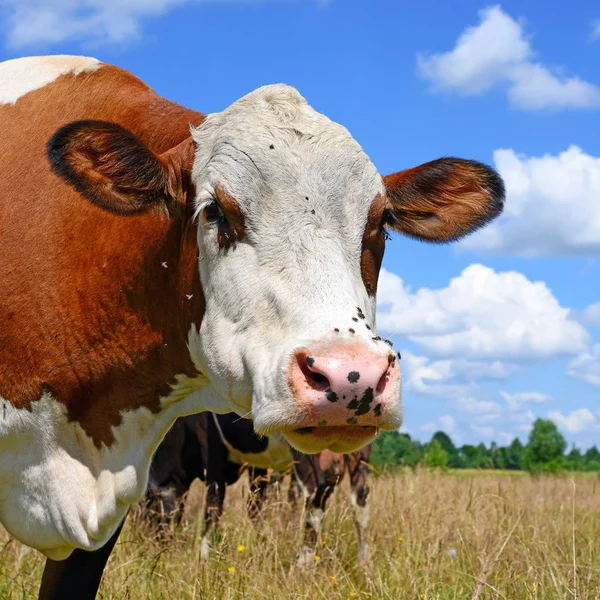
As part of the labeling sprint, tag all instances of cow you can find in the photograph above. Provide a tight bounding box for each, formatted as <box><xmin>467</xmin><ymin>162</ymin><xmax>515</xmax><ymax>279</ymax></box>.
<box><xmin>147</xmin><ymin>413</ymin><xmax>371</xmax><ymax>564</ymax></box>
<box><xmin>146</xmin><ymin>412</ymin><xmax>292</xmax><ymax>558</ymax></box>
<box><xmin>0</xmin><ymin>55</ymin><xmax>504</xmax><ymax>598</ymax></box>
<box><xmin>291</xmin><ymin>446</ymin><xmax>372</xmax><ymax>566</ymax></box>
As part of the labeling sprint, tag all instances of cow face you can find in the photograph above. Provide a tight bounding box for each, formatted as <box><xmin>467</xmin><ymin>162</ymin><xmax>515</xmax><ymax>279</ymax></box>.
<box><xmin>47</xmin><ymin>85</ymin><xmax>503</xmax><ymax>454</ymax></box>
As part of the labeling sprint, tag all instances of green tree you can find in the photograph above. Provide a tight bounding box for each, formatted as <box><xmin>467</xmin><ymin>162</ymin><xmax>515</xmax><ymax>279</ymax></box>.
<box><xmin>424</xmin><ymin>439</ymin><xmax>448</xmax><ymax>468</ymax></box>
<box><xmin>371</xmin><ymin>431</ymin><xmax>416</xmax><ymax>471</ymax></box>
<box><xmin>523</xmin><ymin>418</ymin><xmax>567</xmax><ymax>474</ymax></box>
<box><xmin>504</xmin><ymin>438</ymin><xmax>524</xmax><ymax>470</ymax></box>
<box><xmin>583</xmin><ymin>446</ymin><xmax>600</xmax><ymax>471</ymax></box>
<box><xmin>566</xmin><ymin>445</ymin><xmax>583</xmax><ymax>471</ymax></box>
<box><xmin>432</xmin><ymin>431</ymin><xmax>458</xmax><ymax>466</ymax></box>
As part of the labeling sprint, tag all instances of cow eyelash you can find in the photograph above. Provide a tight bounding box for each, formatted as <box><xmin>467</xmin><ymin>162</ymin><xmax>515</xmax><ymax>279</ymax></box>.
<box><xmin>201</xmin><ymin>198</ymin><xmax>229</xmax><ymax>228</ymax></box>
<box><xmin>380</xmin><ymin>208</ymin><xmax>397</xmax><ymax>241</ymax></box>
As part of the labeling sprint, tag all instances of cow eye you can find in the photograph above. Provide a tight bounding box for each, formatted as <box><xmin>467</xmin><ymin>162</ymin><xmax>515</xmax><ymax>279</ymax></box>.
<box><xmin>201</xmin><ymin>199</ymin><xmax>228</xmax><ymax>227</ymax></box>
<box><xmin>380</xmin><ymin>208</ymin><xmax>397</xmax><ymax>241</ymax></box>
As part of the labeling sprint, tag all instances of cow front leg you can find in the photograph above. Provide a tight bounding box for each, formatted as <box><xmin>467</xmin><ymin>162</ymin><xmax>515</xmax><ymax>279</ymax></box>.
<box><xmin>200</xmin><ymin>479</ymin><xmax>226</xmax><ymax>559</ymax></box>
<box><xmin>247</xmin><ymin>467</ymin><xmax>269</xmax><ymax>521</ymax></box>
<box><xmin>349</xmin><ymin>480</ymin><xmax>370</xmax><ymax>566</ymax></box>
<box><xmin>38</xmin><ymin>519</ymin><xmax>125</xmax><ymax>600</ymax></box>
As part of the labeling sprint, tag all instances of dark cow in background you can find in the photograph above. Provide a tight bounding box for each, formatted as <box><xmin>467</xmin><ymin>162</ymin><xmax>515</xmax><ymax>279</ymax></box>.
<box><xmin>147</xmin><ymin>413</ymin><xmax>291</xmax><ymax>557</ymax></box>
<box><xmin>147</xmin><ymin>414</ymin><xmax>372</xmax><ymax>563</ymax></box>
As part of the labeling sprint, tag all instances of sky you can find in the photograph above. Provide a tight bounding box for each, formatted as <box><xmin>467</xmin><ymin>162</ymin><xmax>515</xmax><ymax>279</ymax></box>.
<box><xmin>1</xmin><ymin>0</ymin><xmax>599</xmax><ymax>449</ymax></box>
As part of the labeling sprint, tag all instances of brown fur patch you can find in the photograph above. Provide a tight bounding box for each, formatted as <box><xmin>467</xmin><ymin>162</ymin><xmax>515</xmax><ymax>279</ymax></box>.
<box><xmin>360</xmin><ymin>194</ymin><xmax>387</xmax><ymax>296</ymax></box>
<box><xmin>0</xmin><ymin>64</ymin><xmax>206</xmax><ymax>447</ymax></box>
<box><xmin>213</xmin><ymin>185</ymin><xmax>246</xmax><ymax>250</ymax></box>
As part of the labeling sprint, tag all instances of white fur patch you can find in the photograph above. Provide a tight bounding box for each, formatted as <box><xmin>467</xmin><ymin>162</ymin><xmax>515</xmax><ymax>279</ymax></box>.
<box><xmin>0</xmin><ymin>368</ymin><xmax>228</xmax><ymax>560</ymax></box>
<box><xmin>0</xmin><ymin>55</ymin><xmax>101</xmax><ymax>105</ymax></box>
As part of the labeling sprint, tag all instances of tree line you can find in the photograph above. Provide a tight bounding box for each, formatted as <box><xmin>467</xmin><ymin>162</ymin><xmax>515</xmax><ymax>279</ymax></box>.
<box><xmin>371</xmin><ymin>418</ymin><xmax>600</xmax><ymax>474</ymax></box>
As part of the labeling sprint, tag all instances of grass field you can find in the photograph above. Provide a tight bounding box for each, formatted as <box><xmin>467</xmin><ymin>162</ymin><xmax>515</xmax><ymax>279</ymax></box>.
<box><xmin>0</xmin><ymin>469</ymin><xmax>599</xmax><ymax>599</ymax></box>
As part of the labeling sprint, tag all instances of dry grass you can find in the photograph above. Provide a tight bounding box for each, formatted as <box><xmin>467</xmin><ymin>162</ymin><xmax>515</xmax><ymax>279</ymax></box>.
<box><xmin>0</xmin><ymin>469</ymin><xmax>599</xmax><ymax>599</ymax></box>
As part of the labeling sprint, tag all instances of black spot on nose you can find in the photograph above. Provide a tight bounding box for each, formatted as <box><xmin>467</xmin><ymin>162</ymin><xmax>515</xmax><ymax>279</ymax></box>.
<box><xmin>306</xmin><ymin>356</ymin><xmax>315</xmax><ymax>367</ymax></box>
<box><xmin>311</xmin><ymin>209</ymin><xmax>315</xmax><ymax>215</ymax></box>
<box><xmin>334</xmin><ymin>328</ymin><xmax>340</xmax><ymax>333</ymax></box>
<box><xmin>347</xmin><ymin>416</ymin><xmax>358</xmax><ymax>425</ymax></box>
<box><xmin>269</xmin><ymin>144</ymin><xmax>275</xmax><ymax>149</ymax></box>
<box><xmin>347</xmin><ymin>396</ymin><xmax>359</xmax><ymax>410</ymax></box>
<box><xmin>397</xmin><ymin>351</ymin><xmax>402</xmax><ymax>360</ymax></box>
<box><xmin>354</xmin><ymin>387</ymin><xmax>375</xmax><ymax>416</ymax></box>
<box><xmin>365</xmin><ymin>324</ymin><xmax>371</xmax><ymax>330</ymax></box>
<box><xmin>388</xmin><ymin>354</ymin><xmax>396</xmax><ymax>364</ymax></box>
<box><xmin>349</xmin><ymin>328</ymin><xmax>355</xmax><ymax>334</ymax></box>
<box><xmin>352</xmin><ymin>317</ymin><xmax>358</xmax><ymax>322</ymax></box>
<box><xmin>347</xmin><ymin>371</ymin><xmax>360</xmax><ymax>384</ymax></box>
<box><xmin>373</xmin><ymin>403</ymin><xmax>382</xmax><ymax>417</ymax></box>
<box><xmin>325</xmin><ymin>389</ymin><xmax>338</xmax><ymax>403</ymax></box>
<box><xmin>382</xmin><ymin>338</ymin><xmax>393</xmax><ymax>347</ymax></box>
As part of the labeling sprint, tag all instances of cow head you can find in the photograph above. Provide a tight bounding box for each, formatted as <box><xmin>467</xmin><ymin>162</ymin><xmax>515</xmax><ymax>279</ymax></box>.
<box><xmin>47</xmin><ymin>84</ymin><xmax>503</xmax><ymax>454</ymax></box>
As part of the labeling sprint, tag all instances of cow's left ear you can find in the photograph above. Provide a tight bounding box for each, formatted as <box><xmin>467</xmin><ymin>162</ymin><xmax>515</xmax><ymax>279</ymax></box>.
<box><xmin>382</xmin><ymin>158</ymin><xmax>504</xmax><ymax>242</ymax></box>
<box><xmin>47</xmin><ymin>120</ymin><xmax>196</xmax><ymax>217</ymax></box>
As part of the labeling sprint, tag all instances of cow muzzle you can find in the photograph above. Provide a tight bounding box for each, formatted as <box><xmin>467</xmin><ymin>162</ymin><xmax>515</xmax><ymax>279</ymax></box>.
<box><xmin>282</xmin><ymin>342</ymin><xmax>402</xmax><ymax>453</ymax></box>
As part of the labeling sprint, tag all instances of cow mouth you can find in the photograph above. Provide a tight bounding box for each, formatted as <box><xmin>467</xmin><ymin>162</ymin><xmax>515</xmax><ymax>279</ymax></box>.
<box><xmin>283</xmin><ymin>425</ymin><xmax>378</xmax><ymax>454</ymax></box>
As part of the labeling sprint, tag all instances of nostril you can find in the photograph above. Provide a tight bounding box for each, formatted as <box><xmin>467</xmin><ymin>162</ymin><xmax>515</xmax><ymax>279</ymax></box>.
<box><xmin>376</xmin><ymin>366</ymin><xmax>390</xmax><ymax>395</ymax></box>
<box><xmin>297</xmin><ymin>353</ymin><xmax>330</xmax><ymax>391</ymax></box>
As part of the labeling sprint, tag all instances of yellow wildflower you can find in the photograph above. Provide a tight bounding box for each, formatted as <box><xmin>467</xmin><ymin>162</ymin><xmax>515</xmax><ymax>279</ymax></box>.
<box><xmin>237</xmin><ymin>544</ymin><xmax>246</xmax><ymax>552</ymax></box>
<box><xmin>228</xmin><ymin>566</ymin><xmax>236</xmax><ymax>574</ymax></box>
<box><xmin>398</xmin><ymin>537</ymin><xmax>403</xmax><ymax>543</ymax></box>
<box><xmin>314</xmin><ymin>555</ymin><xmax>320</xmax><ymax>562</ymax></box>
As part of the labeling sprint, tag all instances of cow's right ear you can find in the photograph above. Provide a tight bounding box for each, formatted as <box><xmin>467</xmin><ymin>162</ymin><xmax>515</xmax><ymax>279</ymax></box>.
<box><xmin>47</xmin><ymin>120</ymin><xmax>195</xmax><ymax>216</ymax></box>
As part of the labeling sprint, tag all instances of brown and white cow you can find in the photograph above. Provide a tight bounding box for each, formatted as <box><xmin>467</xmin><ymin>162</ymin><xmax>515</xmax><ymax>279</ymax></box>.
<box><xmin>0</xmin><ymin>55</ymin><xmax>503</xmax><ymax>597</ymax></box>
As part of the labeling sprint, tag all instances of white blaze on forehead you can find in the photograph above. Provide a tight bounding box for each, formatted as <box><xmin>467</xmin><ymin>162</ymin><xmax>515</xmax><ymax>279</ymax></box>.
<box><xmin>0</xmin><ymin>55</ymin><xmax>101</xmax><ymax>105</ymax></box>
<box><xmin>192</xmin><ymin>83</ymin><xmax>383</xmax><ymax>316</ymax></box>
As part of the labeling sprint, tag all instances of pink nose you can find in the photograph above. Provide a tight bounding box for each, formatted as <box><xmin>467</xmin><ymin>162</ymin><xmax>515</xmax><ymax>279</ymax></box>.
<box><xmin>289</xmin><ymin>344</ymin><xmax>399</xmax><ymax>426</ymax></box>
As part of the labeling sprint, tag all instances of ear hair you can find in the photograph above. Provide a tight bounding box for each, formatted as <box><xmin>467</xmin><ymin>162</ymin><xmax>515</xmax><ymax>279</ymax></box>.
<box><xmin>383</xmin><ymin>158</ymin><xmax>504</xmax><ymax>243</ymax></box>
<box><xmin>47</xmin><ymin>120</ymin><xmax>189</xmax><ymax>216</ymax></box>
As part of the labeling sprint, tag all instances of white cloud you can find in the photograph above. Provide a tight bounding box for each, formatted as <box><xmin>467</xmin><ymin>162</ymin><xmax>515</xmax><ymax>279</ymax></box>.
<box><xmin>501</xmin><ymin>390</ymin><xmax>552</xmax><ymax>411</ymax></box>
<box><xmin>0</xmin><ymin>0</ymin><xmax>188</xmax><ymax>47</ymax></box>
<box><xmin>498</xmin><ymin>431</ymin><xmax>514</xmax><ymax>445</ymax></box>
<box><xmin>568</xmin><ymin>344</ymin><xmax>600</xmax><ymax>387</ymax></box>
<box><xmin>583</xmin><ymin>302</ymin><xmax>600</xmax><ymax>326</ymax></box>
<box><xmin>0</xmin><ymin>0</ymin><xmax>325</xmax><ymax>48</ymax></box>
<box><xmin>439</xmin><ymin>415</ymin><xmax>457</xmax><ymax>435</ymax></box>
<box><xmin>456</xmin><ymin>396</ymin><xmax>501</xmax><ymax>416</ymax></box>
<box><xmin>417</xmin><ymin>6</ymin><xmax>600</xmax><ymax>110</ymax></box>
<box><xmin>378</xmin><ymin>265</ymin><xmax>588</xmax><ymax>361</ymax></box>
<box><xmin>400</xmin><ymin>351</ymin><xmax>513</xmax><ymax>399</ymax></box>
<box><xmin>470</xmin><ymin>424</ymin><xmax>494</xmax><ymax>439</ymax></box>
<box><xmin>421</xmin><ymin>414</ymin><xmax>457</xmax><ymax>437</ymax></box>
<box><xmin>461</xmin><ymin>146</ymin><xmax>600</xmax><ymax>257</ymax></box>
<box><xmin>548</xmin><ymin>408</ymin><xmax>598</xmax><ymax>434</ymax></box>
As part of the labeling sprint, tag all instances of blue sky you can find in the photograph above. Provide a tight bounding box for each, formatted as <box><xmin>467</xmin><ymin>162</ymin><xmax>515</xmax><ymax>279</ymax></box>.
<box><xmin>2</xmin><ymin>0</ymin><xmax>599</xmax><ymax>448</ymax></box>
